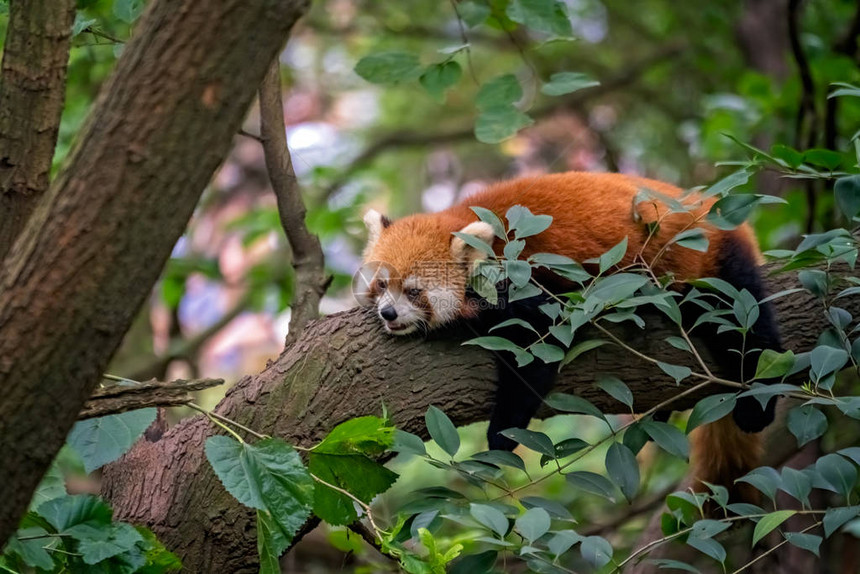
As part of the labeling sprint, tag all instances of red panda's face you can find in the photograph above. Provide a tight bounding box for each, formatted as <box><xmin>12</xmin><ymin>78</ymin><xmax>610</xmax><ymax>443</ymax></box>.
<box><xmin>355</xmin><ymin>210</ymin><xmax>494</xmax><ymax>335</ymax></box>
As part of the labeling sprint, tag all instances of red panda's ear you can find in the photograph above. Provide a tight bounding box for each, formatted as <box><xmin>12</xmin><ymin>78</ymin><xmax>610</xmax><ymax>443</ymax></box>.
<box><xmin>451</xmin><ymin>221</ymin><xmax>495</xmax><ymax>264</ymax></box>
<box><xmin>363</xmin><ymin>209</ymin><xmax>390</xmax><ymax>255</ymax></box>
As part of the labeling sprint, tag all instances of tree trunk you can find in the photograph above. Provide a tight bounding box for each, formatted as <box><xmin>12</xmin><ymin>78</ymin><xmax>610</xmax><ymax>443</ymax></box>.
<box><xmin>0</xmin><ymin>0</ymin><xmax>310</xmax><ymax>545</ymax></box>
<box><xmin>101</xmin><ymin>261</ymin><xmax>857</xmax><ymax>571</ymax></box>
<box><xmin>0</xmin><ymin>0</ymin><xmax>75</xmax><ymax>259</ymax></box>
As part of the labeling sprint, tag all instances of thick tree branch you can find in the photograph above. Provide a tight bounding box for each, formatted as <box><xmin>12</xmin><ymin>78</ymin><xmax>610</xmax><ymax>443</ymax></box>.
<box><xmin>0</xmin><ymin>0</ymin><xmax>310</xmax><ymax>545</ymax></box>
<box><xmin>259</xmin><ymin>61</ymin><xmax>329</xmax><ymax>345</ymax></box>
<box><xmin>79</xmin><ymin>377</ymin><xmax>224</xmax><ymax>419</ymax></box>
<box><xmin>102</xmin><ymin>258</ymin><xmax>857</xmax><ymax>571</ymax></box>
<box><xmin>0</xmin><ymin>0</ymin><xmax>75</xmax><ymax>260</ymax></box>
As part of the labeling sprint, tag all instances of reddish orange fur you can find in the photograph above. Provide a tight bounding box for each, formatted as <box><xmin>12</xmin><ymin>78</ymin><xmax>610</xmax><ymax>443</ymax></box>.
<box><xmin>365</xmin><ymin>171</ymin><xmax>765</xmax><ymax>492</ymax></box>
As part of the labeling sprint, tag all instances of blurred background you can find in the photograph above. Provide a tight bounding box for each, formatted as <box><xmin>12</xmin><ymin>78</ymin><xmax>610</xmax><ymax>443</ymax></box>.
<box><xmin>13</xmin><ymin>0</ymin><xmax>860</xmax><ymax>571</ymax></box>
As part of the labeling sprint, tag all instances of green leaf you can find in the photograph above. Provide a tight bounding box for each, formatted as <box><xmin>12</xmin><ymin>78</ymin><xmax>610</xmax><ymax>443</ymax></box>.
<box><xmin>547</xmin><ymin>530</ymin><xmax>583</xmax><ymax>556</ymax></box>
<box><xmin>587</xmin><ymin>273</ymin><xmax>649</xmax><ymax>304</ymax></box>
<box><xmin>470</xmin><ymin>503</ymin><xmax>509</xmax><ymax>537</ymax></box>
<box><xmin>605</xmin><ymin>442</ymin><xmax>639</xmax><ymax>501</ymax></box>
<box><xmin>354</xmin><ymin>51</ymin><xmax>422</xmax><ymax>84</ymax></box>
<box><xmin>531</xmin><ymin>342</ymin><xmax>565</xmax><ymax>363</ymax></box>
<box><xmin>737</xmin><ymin>467</ymin><xmax>782</xmax><ymax>501</ymax></box>
<box><xmin>815</xmin><ymin>453</ymin><xmax>858</xmax><ymax>499</ymax></box>
<box><xmin>823</xmin><ymin>506</ymin><xmax>860</xmax><ymax>536</ymax></box>
<box><xmin>29</xmin><ymin>461</ymin><xmax>66</xmax><ymax>512</ymax></box>
<box><xmin>686</xmin><ymin>535</ymin><xmax>726</xmax><ymax>564</ymax></box>
<box><xmin>599</xmin><ymin>237</ymin><xmax>628</xmax><ymax>273</ymax></box>
<box><xmin>560</xmin><ymin>339</ymin><xmax>608</xmax><ymax>366</ymax></box>
<box><xmin>114</xmin><ymin>0</ymin><xmax>144</xmax><ymax>23</ymax></box>
<box><xmin>72</xmin><ymin>14</ymin><xmax>98</xmax><ymax>36</ymax></box>
<box><xmin>3</xmin><ymin>527</ymin><xmax>56</xmax><ymax>570</ymax></box>
<box><xmin>499</xmin><ymin>428</ymin><xmax>555</xmax><ymax>456</ymax></box>
<box><xmin>449</xmin><ymin>550</ymin><xmax>498</xmax><ymax>574</ymax></box>
<box><xmin>702</xmin><ymin>168</ymin><xmax>751</xmax><ymax>199</ymax></box>
<box><xmin>476</xmin><ymin>75</ymin><xmax>523</xmax><ymax>110</ymax></box>
<box><xmin>544</xmin><ymin>393</ymin><xmax>604</xmax><ymax>418</ymax></box>
<box><xmin>783</xmin><ymin>532</ymin><xmax>822</xmax><ymax>556</ymax></box>
<box><xmin>752</xmin><ymin>511</ymin><xmax>796</xmax><ymax>546</ymax></box>
<box><xmin>787</xmin><ymin>405</ymin><xmax>828</xmax><ymax>447</ymax></box>
<box><xmin>257</xmin><ymin>510</ymin><xmax>288</xmax><ymax>574</ymax></box>
<box><xmin>648</xmin><ymin>558</ymin><xmax>702</xmax><ymax>573</ymax></box>
<box><xmin>505</xmin><ymin>259</ymin><xmax>532</xmax><ymax>287</ymax></box>
<box><xmin>657</xmin><ymin>361</ymin><xmax>692</xmax><ymax>384</ymax></box>
<box><xmin>516</xmin><ymin>507</ymin><xmax>551</xmax><ymax>543</ymax></box>
<box><xmin>566</xmin><ymin>471</ymin><xmax>616</xmax><ymax>501</ymax></box>
<box><xmin>308</xmin><ymin>452</ymin><xmax>397</xmax><ymax>525</ymax></box>
<box><xmin>580</xmin><ymin>535</ymin><xmax>613</xmax><ymax>569</ymax></box>
<box><xmin>835</xmin><ymin>176</ymin><xmax>860</xmax><ymax>220</ymax></box>
<box><xmin>541</xmin><ymin>437</ymin><xmax>589</xmax><ymax>466</ymax></box>
<box><xmin>462</xmin><ymin>336</ymin><xmax>521</xmax><ymax>352</ymax></box>
<box><xmin>420</xmin><ymin>61</ymin><xmax>462</xmax><ymax>102</ymax></box>
<box><xmin>779</xmin><ymin>467</ymin><xmax>811</xmax><ymax>506</ymax></box>
<box><xmin>452</xmin><ymin>230</ymin><xmax>496</xmax><ymax>256</ymax></box>
<box><xmin>810</xmin><ymin>345</ymin><xmax>849</xmax><ymax>382</ymax></box>
<box><xmin>754</xmin><ymin>349</ymin><xmax>795</xmax><ymax>380</ymax></box>
<box><xmin>204</xmin><ymin>436</ymin><xmax>313</xmax><ymax>546</ymax></box>
<box><xmin>804</xmin><ymin>148</ymin><xmax>843</xmax><ymax>170</ymax></box>
<box><xmin>642</xmin><ymin>420</ymin><xmax>689</xmax><ymax>459</ymax></box>
<box><xmin>393</xmin><ymin>430</ymin><xmax>426</xmax><ymax>456</ymax></box>
<box><xmin>686</xmin><ymin>394</ymin><xmax>736</xmax><ymax>432</ymax></box>
<box><xmin>507</xmin><ymin>0</ymin><xmax>573</xmax><ymax>36</ymax></box>
<box><xmin>75</xmin><ymin>522</ymin><xmax>143</xmax><ymax>565</ymax></box>
<box><xmin>471</xmin><ymin>450</ymin><xmax>526</xmax><ymax>472</ymax></box>
<box><xmin>707</xmin><ymin>194</ymin><xmax>761</xmax><ymax>230</ymax></box>
<box><xmin>594</xmin><ymin>375</ymin><xmax>633</xmax><ymax>409</ymax></box>
<box><xmin>514</xmin><ymin>213</ymin><xmax>553</xmax><ymax>239</ymax></box>
<box><xmin>471</xmin><ymin>207</ymin><xmax>507</xmax><ymax>239</ymax></box>
<box><xmin>670</xmin><ymin>228</ymin><xmax>709</xmax><ymax>252</ymax></box>
<box><xmin>67</xmin><ymin>408</ymin><xmax>157</xmax><ymax>473</ymax></box>
<box><xmin>771</xmin><ymin>144</ymin><xmax>804</xmax><ymax>169</ymax></box>
<box><xmin>540</xmin><ymin>72</ymin><xmax>599</xmax><ymax>96</ymax></box>
<box><xmin>425</xmin><ymin>406</ymin><xmax>460</xmax><ymax>457</ymax></box>
<box><xmin>314</xmin><ymin>416</ymin><xmax>394</xmax><ymax>456</ymax></box>
<box><xmin>38</xmin><ymin>494</ymin><xmax>112</xmax><ymax>531</ymax></box>
<box><xmin>475</xmin><ymin>105</ymin><xmax>534</xmax><ymax>143</ymax></box>
<box><xmin>521</xmin><ymin>496</ymin><xmax>573</xmax><ymax>519</ymax></box>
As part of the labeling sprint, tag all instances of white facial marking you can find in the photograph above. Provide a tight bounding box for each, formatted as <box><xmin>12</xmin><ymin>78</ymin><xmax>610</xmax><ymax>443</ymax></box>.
<box><xmin>426</xmin><ymin>286</ymin><xmax>461</xmax><ymax>326</ymax></box>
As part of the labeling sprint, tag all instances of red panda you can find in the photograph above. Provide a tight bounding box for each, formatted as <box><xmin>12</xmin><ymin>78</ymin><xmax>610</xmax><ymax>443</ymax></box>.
<box><xmin>358</xmin><ymin>171</ymin><xmax>781</xmax><ymax>499</ymax></box>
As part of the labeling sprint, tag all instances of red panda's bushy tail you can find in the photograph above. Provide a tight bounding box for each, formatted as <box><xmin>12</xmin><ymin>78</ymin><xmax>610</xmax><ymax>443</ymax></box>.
<box><xmin>690</xmin><ymin>417</ymin><xmax>763</xmax><ymax>504</ymax></box>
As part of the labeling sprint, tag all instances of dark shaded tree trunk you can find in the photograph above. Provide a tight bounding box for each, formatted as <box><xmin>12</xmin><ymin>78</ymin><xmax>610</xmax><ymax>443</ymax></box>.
<box><xmin>0</xmin><ymin>0</ymin><xmax>75</xmax><ymax>260</ymax></box>
<box><xmin>0</xmin><ymin>0</ymin><xmax>310</xmax><ymax>545</ymax></box>
<box><xmin>101</xmin><ymin>260</ymin><xmax>857</xmax><ymax>571</ymax></box>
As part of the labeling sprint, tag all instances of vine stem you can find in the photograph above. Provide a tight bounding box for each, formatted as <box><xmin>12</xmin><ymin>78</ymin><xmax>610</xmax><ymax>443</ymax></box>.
<box><xmin>730</xmin><ymin>520</ymin><xmax>822</xmax><ymax>574</ymax></box>
<box><xmin>613</xmin><ymin>510</ymin><xmax>826</xmax><ymax>572</ymax></box>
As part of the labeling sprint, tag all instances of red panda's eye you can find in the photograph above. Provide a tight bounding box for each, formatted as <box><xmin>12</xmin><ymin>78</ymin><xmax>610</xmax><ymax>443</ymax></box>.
<box><xmin>406</xmin><ymin>288</ymin><xmax>422</xmax><ymax>298</ymax></box>
<box><xmin>377</xmin><ymin>280</ymin><xmax>387</xmax><ymax>291</ymax></box>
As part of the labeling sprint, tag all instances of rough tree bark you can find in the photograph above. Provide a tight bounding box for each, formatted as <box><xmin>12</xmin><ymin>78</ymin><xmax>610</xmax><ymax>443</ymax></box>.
<box><xmin>101</xmin><ymin>262</ymin><xmax>858</xmax><ymax>572</ymax></box>
<box><xmin>0</xmin><ymin>0</ymin><xmax>75</xmax><ymax>260</ymax></box>
<box><xmin>0</xmin><ymin>0</ymin><xmax>310</xmax><ymax>545</ymax></box>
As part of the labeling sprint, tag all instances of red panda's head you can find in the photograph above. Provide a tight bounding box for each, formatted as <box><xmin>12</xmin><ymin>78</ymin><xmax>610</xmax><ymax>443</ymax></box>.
<box><xmin>356</xmin><ymin>209</ymin><xmax>494</xmax><ymax>335</ymax></box>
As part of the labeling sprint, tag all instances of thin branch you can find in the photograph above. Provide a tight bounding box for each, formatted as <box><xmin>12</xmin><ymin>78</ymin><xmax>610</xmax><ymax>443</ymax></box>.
<box><xmin>730</xmin><ymin>520</ymin><xmax>822</xmax><ymax>574</ymax></box>
<box><xmin>321</xmin><ymin>42</ymin><xmax>687</xmax><ymax>199</ymax></box>
<box><xmin>0</xmin><ymin>0</ymin><xmax>76</xmax><ymax>260</ymax></box>
<box><xmin>78</xmin><ymin>377</ymin><xmax>224</xmax><ymax>419</ymax></box>
<box><xmin>259</xmin><ymin>60</ymin><xmax>330</xmax><ymax>347</ymax></box>
<box><xmin>788</xmin><ymin>0</ymin><xmax>820</xmax><ymax>233</ymax></box>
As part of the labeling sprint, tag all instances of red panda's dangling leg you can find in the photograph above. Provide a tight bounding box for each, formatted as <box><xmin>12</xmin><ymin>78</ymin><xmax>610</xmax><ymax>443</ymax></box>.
<box><xmin>478</xmin><ymin>292</ymin><xmax>559</xmax><ymax>451</ymax></box>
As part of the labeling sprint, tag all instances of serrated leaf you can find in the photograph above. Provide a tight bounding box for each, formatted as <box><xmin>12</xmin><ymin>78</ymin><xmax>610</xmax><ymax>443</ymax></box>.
<box><xmin>355</xmin><ymin>51</ymin><xmax>422</xmax><ymax>84</ymax></box>
<box><xmin>314</xmin><ymin>416</ymin><xmax>394</xmax><ymax>456</ymax></box>
<box><xmin>76</xmin><ymin>522</ymin><xmax>142</xmax><ymax>565</ymax></box>
<box><xmin>308</xmin><ymin>452</ymin><xmax>397</xmax><ymax>525</ymax></box>
<box><xmin>752</xmin><ymin>511</ymin><xmax>796</xmax><ymax>546</ymax></box>
<box><xmin>507</xmin><ymin>0</ymin><xmax>573</xmax><ymax>36</ymax></box>
<box><xmin>605</xmin><ymin>442</ymin><xmax>639</xmax><ymax>501</ymax></box>
<box><xmin>204</xmin><ymin>436</ymin><xmax>313</xmax><ymax>546</ymax></box>
<box><xmin>540</xmin><ymin>72</ymin><xmax>599</xmax><ymax>96</ymax></box>
<box><xmin>3</xmin><ymin>527</ymin><xmax>55</xmax><ymax>570</ymax></box>
<box><xmin>425</xmin><ymin>406</ymin><xmax>460</xmax><ymax>457</ymax></box>
<box><xmin>257</xmin><ymin>509</ymin><xmax>288</xmax><ymax>574</ymax></box>
<box><xmin>38</xmin><ymin>494</ymin><xmax>112</xmax><ymax>531</ymax></box>
<box><xmin>67</xmin><ymin>408</ymin><xmax>157</xmax><ymax>473</ymax></box>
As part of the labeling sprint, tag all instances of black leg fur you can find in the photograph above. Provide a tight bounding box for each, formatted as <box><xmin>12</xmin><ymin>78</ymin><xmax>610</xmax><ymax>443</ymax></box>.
<box><xmin>474</xmin><ymin>291</ymin><xmax>558</xmax><ymax>451</ymax></box>
<box><xmin>707</xmin><ymin>233</ymin><xmax>783</xmax><ymax>433</ymax></box>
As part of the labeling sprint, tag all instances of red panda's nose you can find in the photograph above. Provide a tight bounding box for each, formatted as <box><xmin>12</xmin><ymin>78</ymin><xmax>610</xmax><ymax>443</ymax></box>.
<box><xmin>380</xmin><ymin>306</ymin><xmax>398</xmax><ymax>321</ymax></box>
